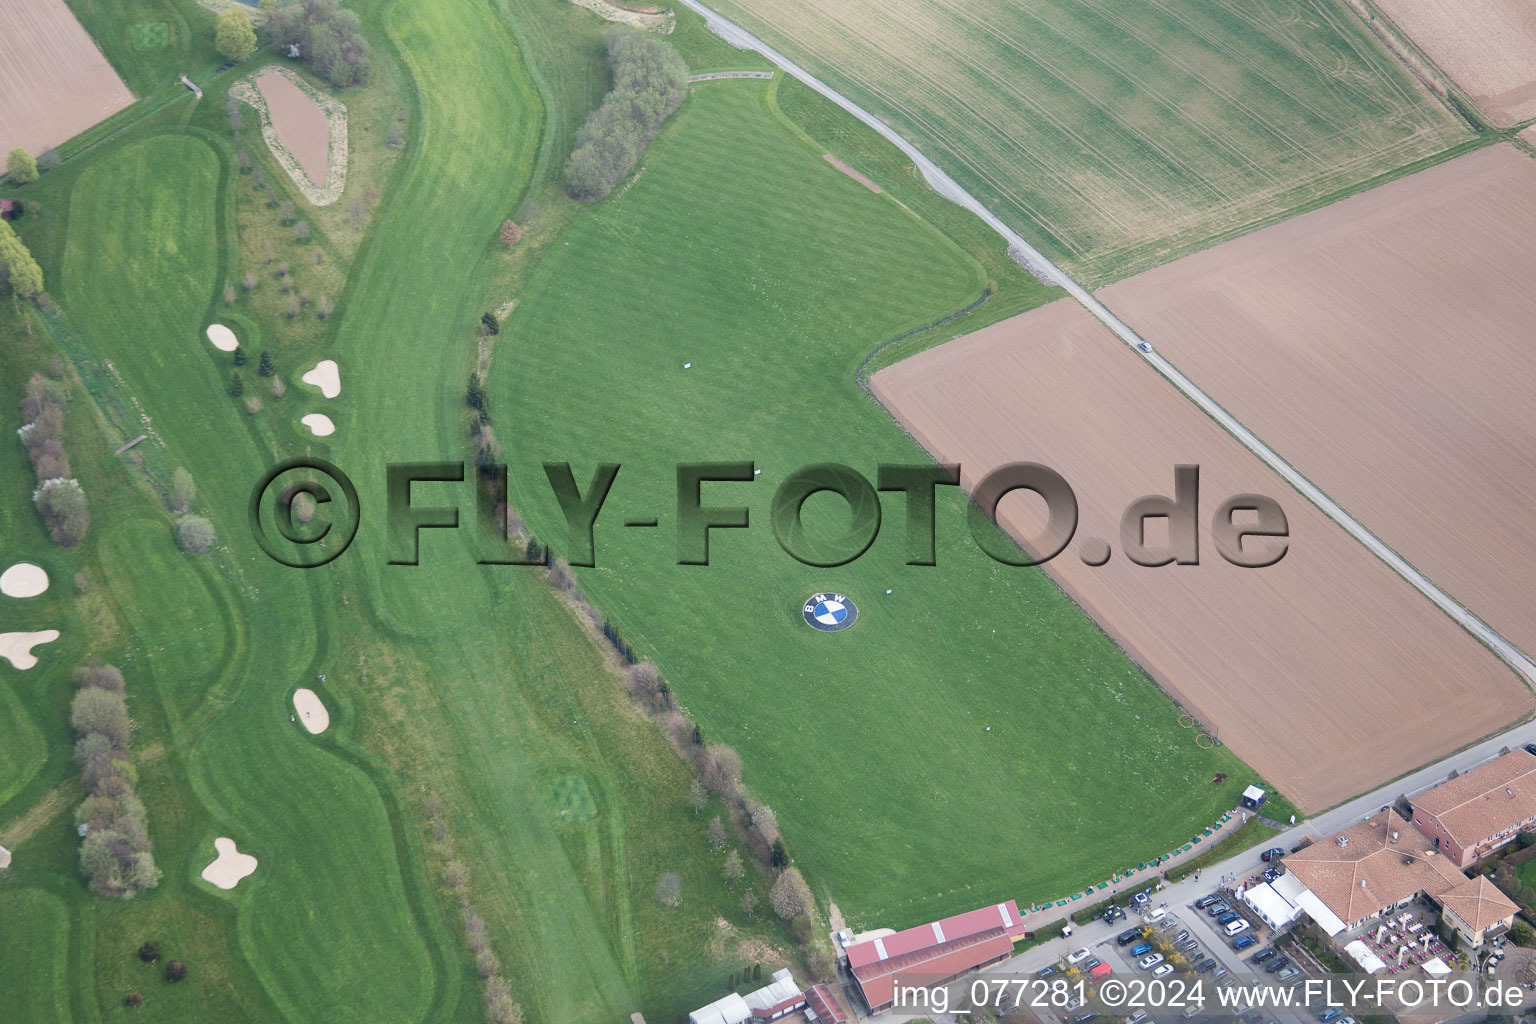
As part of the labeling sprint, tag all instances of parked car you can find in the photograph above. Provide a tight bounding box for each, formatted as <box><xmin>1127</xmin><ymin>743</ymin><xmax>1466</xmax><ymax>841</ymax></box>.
<box><xmin>1277</xmin><ymin>966</ymin><xmax>1302</xmax><ymax>982</ymax></box>
<box><xmin>1118</xmin><ymin>928</ymin><xmax>1144</xmax><ymax>946</ymax></box>
<box><xmin>1144</xmin><ymin>907</ymin><xmax>1168</xmax><ymax>925</ymax></box>
<box><xmin>1216</xmin><ymin>912</ymin><xmax>1240</xmax><ymax>925</ymax></box>
<box><xmin>1225</xmin><ymin>920</ymin><xmax>1251</xmax><ymax>936</ymax></box>
<box><xmin>1038</xmin><ymin>965</ymin><xmax>1061</xmax><ymax>978</ymax></box>
<box><xmin>1083</xmin><ymin>958</ymin><xmax>1103</xmax><ymax>972</ymax></box>
<box><xmin>1261</xmin><ymin>848</ymin><xmax>1286</xmax><ymax>862</ymax></box>
<box><xmin>1180</xmin><ymin>939</ymin><xmax>1201</xmax><ymax>952</ymax></box>
<box><xmin>1522</xmin><ymin>743</ymin><xmax>1536</xmax><ymax>758</ymax></box>
<box><xmin>1125</xmin><ymin>1013</ymin><xmax>1149</xmax><ymax>1024</ymax></box>
<box><xmin>1153</xmin><ymin>964</ymin><xmax>1175</xmax><ymax>977</ymax></box>
<box><xmin>1072</xmin><ymin>1013</ymin><xmax>1099</xmax><ymax>1023</ymax></box>
<box><xmin>1213</xmin><ymin>967</ymin><xmax>1229</xmax><ymax>979</ymax></box>
<box><xmin>1195</xmin><ymin>894</ymin><xmax>1222</xmax><ymax>909</ymax></box>
<box><xmin>1339</xmin><ymin>1017</ymin><xmax>1358</xmax><ymax>1024</ymax></box>
<box><xmin>1265</xmin><ymin>956</ymin><xmax>1291</xmax><ymax>973</ymax></box>
<box><xmin>1205</xmin><ymin>903</ymin><xmax>1231</xmax><ymax>917</ymax></box>
<box><xmin>1319</xmin><ymin>1009</ymin><xmax>1342</xmax><ymax>1022</ymax></box>
<box><xmin>1250</xmin><ymin>948</ymin><xmax>1277</xmax><ymax>964</ymax></box>
<box><xmin>1138</xmin><ymin>954</ymin><xmax>1165</xmax><ymax>970</ymax></box>
<box><xmin>1233</xmin><ymin>934</ymin><xmax>1258</xmax><ymax>951</ymax></box>
<box><xmin>1130</xmin><ymin>943</ymin><xmax>1154</xmax><ymax>957</ymax></box>
<box><xmin>1068</xmin><ymin>947</ymin><xmax>1093</xmax><ymax>965</ymax></box>
<box><xmin>1196</xmin><ymin>958</ymin><xmax>1218</xmax><ymax>973</ymax></box>
<box><xmin>1174</xmin><ymin>929</ymin><xmax>1191</xmax><ymax>943</ymax></box>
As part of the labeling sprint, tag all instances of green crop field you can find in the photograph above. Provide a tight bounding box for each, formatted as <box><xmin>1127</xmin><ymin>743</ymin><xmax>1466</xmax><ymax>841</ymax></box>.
<box><xmin>492</xmin><ymin>77</ymin><xmax>1288</xmax><ymax>925</ymax></box>
<box><xmin>704</xmin><ymin>0</ymin><xmax>1475</xmax><ymax>283</ymax></box>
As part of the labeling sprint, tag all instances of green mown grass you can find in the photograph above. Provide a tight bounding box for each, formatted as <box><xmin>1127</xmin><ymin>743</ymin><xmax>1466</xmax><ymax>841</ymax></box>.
<box><xmin>0</xmin><ymin>889</ymin><xmax>73</xmax><ymax>1020</ymax></box>
<box><xmin>492</xmin><ymin>78</ymin><xmax>1283</xmax><ymax>927</ymax></box>
<box><xmin>704</xmin><ymin>0</ymin><xmax>1473</xmax><ymax>283</ymax></box>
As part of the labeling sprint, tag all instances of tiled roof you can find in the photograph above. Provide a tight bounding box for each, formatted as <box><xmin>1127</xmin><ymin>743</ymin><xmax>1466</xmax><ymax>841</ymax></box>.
<box><xmin>845</xmin><ymin>901</ymin><xmax>1025</xmax><ymax>969</ymax></box>
<box><xmin>1283</xmin><ymin>810</ymin><xmax>1466</xmax><ymax>924</ymax></box>
<box><xmin>1413</xmin><ymin>749</ymin><xmax>1536</xmax><ymax>847</ymax></box>
<box><xmin>1439</xmin><ymin>875</ymin><xmax>1518</xmax><ymax>932</ymax></box>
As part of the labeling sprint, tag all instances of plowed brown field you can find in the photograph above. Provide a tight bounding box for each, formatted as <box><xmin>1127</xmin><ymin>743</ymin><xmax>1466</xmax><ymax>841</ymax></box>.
<box><xmin>0</xmin><ymin>0</ymin><xmax>133</xmax><ymax>157</ymax></box>
<box><xmin>1371</xmin><ymin>0</ymin><xmax>1536</xmax><ymax>125</ymax></box>
<box><xmin>1101</xmin><ymin>143</ymin><xmax>1536</xmax><ymax>663</ymax></box>
<box><xmin>872</xmin><ymin>299</ymin><xmax>1532</xmax><ymax>812</ymax></box>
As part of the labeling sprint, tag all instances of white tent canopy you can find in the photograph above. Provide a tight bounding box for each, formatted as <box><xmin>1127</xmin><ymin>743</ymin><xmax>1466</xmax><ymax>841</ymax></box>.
<box><xmin>1345</xmin><ymin>939</ymin><xmax>1388</xmax><ymax>975</ymax></box>
<box><xmin>1423</xmin><ymin>957</ymin><xmax>1452</xmax><ymax>976</ymax></box>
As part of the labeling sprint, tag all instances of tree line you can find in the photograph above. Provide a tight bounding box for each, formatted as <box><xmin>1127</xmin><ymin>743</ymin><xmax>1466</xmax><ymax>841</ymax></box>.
<box><xmin>263</xmin><ymin>0</ymin><xmax>372</xmax><ymax>88</ymax></box>
<box><xmin>19</xmin><ymin>372</ymin><xmax>89</xmax><ymax>545</ymax></box>
<box><xmin>72</xmin><ymin>662</ymin><xmax>161</xmax><ymax>898</ymax></box>
<box><xmin>566</xmin><ymin>30</ymin><xmax>689</xmax><ymax>200</ymax></box>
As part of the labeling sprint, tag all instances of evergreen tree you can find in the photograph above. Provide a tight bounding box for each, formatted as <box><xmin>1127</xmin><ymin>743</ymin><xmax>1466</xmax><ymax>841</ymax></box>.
<box><xmin>231</xmin><ymin>372</ymin><xmax>244</xmax><ymax>397</ymax></box>
<box><xmin>258</xmin><ymin>350</ymin><xmax>275</xmax><ymax>377</ymax></box>
<box><xmin>233</xmin><ymin>345</ymin><xmax>247</xmax><ymax>367</ymax></box>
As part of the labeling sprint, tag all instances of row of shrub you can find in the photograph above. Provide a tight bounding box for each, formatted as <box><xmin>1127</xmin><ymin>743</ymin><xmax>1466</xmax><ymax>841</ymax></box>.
<box><xmin>19</xmin><ymin>371</ymin><xmax>89</xmax><ymax>546</ymax></box>
<box><xmin>265</xmin><ymin>0</ymin><xmax>372</xmax><ymax>88</ymax></box>
<box><xmin>565</xmin><ymin>30</ymin><xmax>689</xmax><ymax>199</ymax></box>
<box><xmin>71</xmin><ymin>662</ymin><xmax>161</xmax><ymax>898</ymax></box>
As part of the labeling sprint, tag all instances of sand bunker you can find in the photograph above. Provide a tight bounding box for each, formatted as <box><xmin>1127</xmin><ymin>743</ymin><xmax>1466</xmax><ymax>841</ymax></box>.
<box><xmin>0</xmin><ymin>563</ymin><xmax>48</xmax><ymax>598</ymax></box>
<box><xmin>301</xmin><ymin>360</ymin><xmax>341</xmax><ymax>398</ymax></box>
<box><xmin>206</xmin><ymin>324</ymin><xmax>238</xmax><ymax>352</ymax></box>
<box><xmin>200</xmin><ymin>837</ymin><xmax>257</xmax><ymax>890</ymax></box>
<box><xmin>292</xmin><ymin>688</ymin><xmax>330</xmax><ymax>734</ymax></box>
<box><xmin>300</xmin><ymin>413</ymin><xmax>335</xmax><ymax>437</ymax></box>
<box><xmin>0</xmin><ymin>630</ymin><xmax>59</xmax><ymax>670</ymax></box>
<box><xmin>256</xmin><ymin>72</ymin><xmax>330</xmax><ymax>187</ymax></box>
<box><xmin>0</xmin><ymin>844</ymin><xmax>10</xmax><ymax>870</ymax></box>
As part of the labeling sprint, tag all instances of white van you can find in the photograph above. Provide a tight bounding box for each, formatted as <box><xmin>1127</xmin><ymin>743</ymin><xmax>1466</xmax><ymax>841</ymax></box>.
<box><xmin>1224</xmin><ymin>919</ymin><xmax>1250</xmax><ymax>936</ymax></box>
<box><xmin>1143</xmin><ymin>907</ymin><xmax>1167</xmax><ymax>925</ymax></box>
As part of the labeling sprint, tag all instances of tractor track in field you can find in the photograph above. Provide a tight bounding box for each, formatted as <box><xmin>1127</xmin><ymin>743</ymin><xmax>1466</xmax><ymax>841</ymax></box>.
<box><xmin>678</xmin><ymin>0</ymin><xmax>1536</xmax><ymax>694</ymax></box>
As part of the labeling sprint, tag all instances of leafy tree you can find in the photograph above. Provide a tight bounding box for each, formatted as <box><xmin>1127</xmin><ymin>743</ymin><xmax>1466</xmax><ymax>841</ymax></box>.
<box><xmin>707</xmin><ymin>816</ymin><xmax>726</xmax><ymax>851</ymax></box>
<box><xmin>35</xmin><ymin>479</ymin><xmax>89</xmax><ymax>545</ymax></box>
<box><xmin>163</xmin><ymin>961</ymin><xmax>186</xmax><ymax>983</ymax></box>
<box><xmin>74</xmin><ymin>662</ymin><xmax>127</xmax><ymax>693</ymax></box>
<box><xmin>769</xmin><ymin>867</ymin><xmax>812</xmax><ymax>920</ymax></box>
<box><xmin>293</xmin><ymin>220</ymin><xmax>310</xmax><ymax>242</ymax></box>
<box><xmin>278</xmin><ymin>200</ymin><xmax>295</xmax><ymax>223</ymax></box>
<box><xmin>7</xmin><ymin>148</ymin><xmax>38</xmax><ymax>183</ymax></box>
<box><xmin>740</xmin><ymin>887</ymin><xmax>758</xmax><ymax>919</ymax></box>
<box><xmin>37</xmin><ymin>149</ymin><xmax>60</xmax><ymax>173</ymax></box>
<box><xmin>171</xmin><ymin>468</ymin><xmax>196</xmax><ymax>514</ymax></box>
<box><xmin>0</xmin><ymin>221</ymin><xmax>44</xmax><ymax>296</ymax></box>
<box><xmin>565</xmin><ymin>32</ymin><xmax>687</xmax><ymax>199</ymax></box>
<box><xmin>71</xmin><ymin>686</ymin><xmax>132</xmax><ymax>747</ymax></box>
<box><xmin>242</xmin><ymin>271</ymin><xmax>259</xmax><ymax>292</ymax></box>
<box><xmin>724</xmin><ymin>849</ymin><xmax>745</xmax><ymax>887</ymax></box>
<box><xmin>223</xmin><ymin>280</ymin><xmax>236</xmax><ymax>306</ymax></box>
<box><xmin>291</xmin><ymin>491</ymin><xmax>316</xmax><ymax>524</ymax></box>
<box><xmin>272</xmin><ymin>375</ymin><xmax>287</xmax><ymax>399</ymax></box>
<box><xmin>215</xmin><ymin>8</ymin><xmax>257</xmax><ymax>62</ymax></box>
<box><xmin>1510</xmin><ymin>921</ymin><xmax>1534</xmax><ymax>946</ymax></box>
<box><xmin>266</xmin><ymin>0</ymin><xmax>372</xmax><ymax>87</ymax></box>
<box><xmin>125</xmin><ymin>993</ymin><xmax>142</xmax><ymax>1007</ymax></box>
<box><xmin>176</xmin><ymin>516</ymin><xmax>216</xmax><ymax>554</ymax></box>
<box><xmin>688</xmin><ymin>778</ymin><xmax>708</xmax><ymax>815</ymax></box>
<box><xmin>316</xmin><ymin>294</ymin><xmax>332</xmax><ymax>319</ymax></box>
<box><xmin>480</xmin><ymin>312</ymin><xmax>499</xmax><ymax>336</ymax></box>
<box><xmin>285</xmin><ymin>295</ymin><xmax>300</xmax><ymax>318</ymax></box>
<box><xmin>499</xmin><ymin>220</ymin><xmax>521</xmax><ymax>247</ymax></box>
<box><xmin>258</xmin><ymin>351</ymin><xmax>275</xmax><ymax>376</ymax></box>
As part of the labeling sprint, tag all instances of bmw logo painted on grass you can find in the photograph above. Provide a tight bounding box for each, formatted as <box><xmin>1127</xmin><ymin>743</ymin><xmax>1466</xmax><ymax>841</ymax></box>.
<box><xmin>803</xmin><ymin>593</ymin><xmax>858</xmax><ymax>632</ymax></box>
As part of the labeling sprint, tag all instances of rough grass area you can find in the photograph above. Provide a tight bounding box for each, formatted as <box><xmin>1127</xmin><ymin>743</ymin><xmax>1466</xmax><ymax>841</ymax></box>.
<box><xmin>494</xmin><ymin>79</ymin><xmax>1281</xmax><ymax>926</ymax></box>
<box><xmin>704</xmin><ymin>0</ymin><xmax>1471</xmax><ymax>283</ymax></box>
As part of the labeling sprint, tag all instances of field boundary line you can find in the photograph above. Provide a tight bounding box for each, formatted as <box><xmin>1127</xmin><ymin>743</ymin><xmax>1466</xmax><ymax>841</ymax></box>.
<box><xmin>682</xmin><ymin>0</ymin><xmax>1536</xmax><ymax>691</ymax></box>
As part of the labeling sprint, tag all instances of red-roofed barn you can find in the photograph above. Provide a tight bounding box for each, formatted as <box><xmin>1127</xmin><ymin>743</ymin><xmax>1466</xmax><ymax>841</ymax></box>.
<box><xmin>844</xmin><ymin>901</ymin><xmax>1027</xmax><ymax>1012</ymax></box>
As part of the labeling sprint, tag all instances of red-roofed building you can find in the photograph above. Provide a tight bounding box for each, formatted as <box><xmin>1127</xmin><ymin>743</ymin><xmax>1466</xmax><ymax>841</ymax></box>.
<box><xmin>844</xmin><ymin>901</ymin><xmax>1027</xmax><ymax>1012</ymax></box>
<box><xmin>804</xmin><ymin>984</ymin><xmax>849</xmax><ymax>1023</ymax></box>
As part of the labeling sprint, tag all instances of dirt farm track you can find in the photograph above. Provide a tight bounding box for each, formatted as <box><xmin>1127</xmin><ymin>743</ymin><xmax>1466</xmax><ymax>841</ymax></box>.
<box><xmin>0</xmin><ymin>0</ymin><xmax>134</xmax><ymax>158</ymax></box>
<box><xmin>1101</xmin><ymin>144</ymin><xmax>1536</xmax><ymax>666</ymax></box>
<box><xmin>873</xmin><ymin>299</ymin><xmax>1532</xmax><ymax>813</ymax></box>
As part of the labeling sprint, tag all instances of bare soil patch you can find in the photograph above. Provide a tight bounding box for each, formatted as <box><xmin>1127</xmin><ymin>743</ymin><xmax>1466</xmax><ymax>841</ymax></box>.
<box><xmin>256</xmin><ymin>72</ymin><xmax>331</xmax><ymax>187</ymax></box>
<box><xmin>1370</xmin><ymin>0</ymin><xmax>1536</xmax><ymax>125</ymax></box>
<box><xmin>1100</xmin><ymin>144</ymin><xmax>1536</xmax><ymax>662</ymax></box>
<box><xmin>823</xmin><ymin>153</ymin><xmax>881</xmax><ymax>193</ymax></box>
<box><xmin>0</xmin><ymin>0</ymin><xmax>134</xmax><ymax>156</ymax></box>
<box><xmin>872</xmin><ymin>299</ymin><xmax>1531</xmax><ymax>812</ymax></box>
